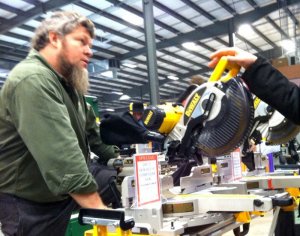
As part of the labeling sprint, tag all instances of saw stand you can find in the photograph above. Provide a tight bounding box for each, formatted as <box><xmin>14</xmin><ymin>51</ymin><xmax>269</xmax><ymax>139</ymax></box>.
<box><xmin>78</xmin><ymin>208</ymin><xmax>135</xmax><ymax>236</ymax></box>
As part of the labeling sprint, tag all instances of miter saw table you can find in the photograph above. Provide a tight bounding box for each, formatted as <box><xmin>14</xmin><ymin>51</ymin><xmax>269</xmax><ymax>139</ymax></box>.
<box><xmin>78</xmin><ymin>164</ymin><xmax>295</xmax><ymax>236</ymax></box>
<box><xmin>113</xmin><ymin>165</ymin><xmax>292</xmax><ymax>236</ymax></box>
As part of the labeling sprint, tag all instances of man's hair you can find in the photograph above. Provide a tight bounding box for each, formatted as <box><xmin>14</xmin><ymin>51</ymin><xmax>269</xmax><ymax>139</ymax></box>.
<box><xmin>130</xmin><ymin>102</ymin><xmax>144</xmax><ymax>113</ymax></box>
<box><xmin>31</xmin><ymin>11</ymin><xmax>95</xmax><ymax>51</ymax></box>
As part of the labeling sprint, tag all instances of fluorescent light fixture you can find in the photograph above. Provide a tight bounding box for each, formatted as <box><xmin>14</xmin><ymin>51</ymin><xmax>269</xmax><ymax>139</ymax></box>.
<box><xmin>167</xmin><ymin>75</ymin><xmax>179</xmax><ymax>80</ymax></box>
<box><xmin>238</xmin><ymin>24</ymin><xmax>253</xmax><ymax>35</ymax></box>
<box><xmin>182</xmin><ymin>42</ymin><xmax>197</xmax><ymax>50</ymax></box>
<box><xmin>281</xmin><ymin>39</ymin><xmax>296</xmax><ymax>52</ymax></box>
<box><xmin>122</xmin><ymin>63</ymin><xmax>137</xmax><ymax>69</ymax></box>
<box><xmin>119</xmin><ymin>94</ymin><xmax>131</xmax><ymax>100</ymax></box>
<box><xmin>105</xmin><ymin>108</ymin><xmax>115</xmax><ymax>112</ymax></box>
<box><xmin>112</xmin><ymin>91</ymin><xmax>124</xmax><ymax>95</ymax></box>
<box><xmin>100</xmin><ymin>71</ymin><xmax>113</xmax><ymax>78</ymax></box>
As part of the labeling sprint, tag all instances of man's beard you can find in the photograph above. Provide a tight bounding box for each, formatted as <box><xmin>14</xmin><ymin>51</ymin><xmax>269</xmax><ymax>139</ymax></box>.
<box><xmin>58</xmin><ymin>52</ymin><xmax>89</xmax><ymax>95</ymax></box>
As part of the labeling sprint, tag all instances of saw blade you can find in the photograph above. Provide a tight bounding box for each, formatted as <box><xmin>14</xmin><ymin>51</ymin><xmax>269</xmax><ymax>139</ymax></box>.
<box><xmin>266</xmin><ymin>110</ymin><xmax>300</xmax><ymax>145</ymax></box>
<box><xmin>197</xmin><ymin>78</ymin><xmax>254</xmax><ymax>157</ymax></box>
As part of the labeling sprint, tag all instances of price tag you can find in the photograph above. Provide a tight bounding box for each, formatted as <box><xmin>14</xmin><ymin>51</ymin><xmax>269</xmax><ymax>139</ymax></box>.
<box><xmin>231</xmin><ymin>148</ymin><xmax>242</xmax><ymax>180</ymax></box>
<box><xmin>134</xmin><ymin>153</ymin><xmax>161</xmax><ymax>206</ymax></box>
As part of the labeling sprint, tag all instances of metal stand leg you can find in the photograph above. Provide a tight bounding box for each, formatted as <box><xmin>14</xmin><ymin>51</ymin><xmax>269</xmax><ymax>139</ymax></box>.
<box><xmin>268</xmin><ymin>207</ymin><xmax>281</xmax><ymax>236</ymax></box>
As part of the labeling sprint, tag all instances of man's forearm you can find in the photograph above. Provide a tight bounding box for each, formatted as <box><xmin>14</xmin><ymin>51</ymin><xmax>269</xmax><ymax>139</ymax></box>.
<box><xmin>70</xmin><ymin>192</ymin><xmax>107</xmax><ymax>209</ymax></box>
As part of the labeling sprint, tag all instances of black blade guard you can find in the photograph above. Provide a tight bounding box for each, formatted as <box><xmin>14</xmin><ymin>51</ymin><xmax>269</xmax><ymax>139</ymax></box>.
<box><xmin>266</xmin><ymin>111</ymin><xmax>300</xmax><ymax>145</ymax></box>
<box><xmin>197</xmin><ymin>78</ymin><xmax>254</xmax><ymax>157</ymax></box>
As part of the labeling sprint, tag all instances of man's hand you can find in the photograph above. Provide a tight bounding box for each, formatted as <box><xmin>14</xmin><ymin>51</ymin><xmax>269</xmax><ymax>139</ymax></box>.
<box><xmin>208</xmin><ymin>47</ymin><xmax>258</xmax><ymax>70</ymax></box>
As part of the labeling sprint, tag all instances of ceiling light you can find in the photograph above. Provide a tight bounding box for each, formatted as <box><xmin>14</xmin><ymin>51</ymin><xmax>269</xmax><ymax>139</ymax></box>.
<box><xmin>119</xmin><ymin>94</ymin><xmax>131</xmax><ymax>100</ymax></box>
<box><xmin>281</xmin><ymin>39</ymin><xmax>296</xmax><ymax>53</ymax></box>
<box><xmin>100</xmin><ymin>71</ymin><xmax>113</xmax><ymax>78</ymax></box>
<box><xmin>121</xmin><ymin>12</ymin><xmax>143</xmax><ymax>26</ymax></box>
<box><xmin>237</xmin><ymin>24</ymin><xmax>253</xmax><ymax>35</ymax></box>
<box><xmin>105</xmin><ymin>108</ymin><xmax>115</xmax><ymax>112</ymax></box>
<box><xmin>122</xmin><ymin>63</ymin><xmax>137</xmax><ymax>68</ymax></box>
<box><xmin>182</xmin><ymin>42</ymin><xmax>197</xmax><ymax>50</ymax></box>
<box><xmin>112</xmin><ymin>91</ymin><xmax>124</xmax><ymax>95</ymax></box>
<box><xmin>167</xmin><ymin>75</ymin><xmax>179</xmax><ymax>80</ymax></box>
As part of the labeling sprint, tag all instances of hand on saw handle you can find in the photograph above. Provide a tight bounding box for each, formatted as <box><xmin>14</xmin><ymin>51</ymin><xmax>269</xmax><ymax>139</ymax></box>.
<box><xmin>208</xmin><ymin>47</ymin><xmax>258</xmax><ymax>70</ymax></box>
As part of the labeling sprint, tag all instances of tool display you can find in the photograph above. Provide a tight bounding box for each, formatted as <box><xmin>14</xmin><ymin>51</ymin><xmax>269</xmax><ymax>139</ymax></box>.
<box><xmin>93</xmin><ymin>57</ymin><xmax>300</xmax><ymax>236</ymax></box>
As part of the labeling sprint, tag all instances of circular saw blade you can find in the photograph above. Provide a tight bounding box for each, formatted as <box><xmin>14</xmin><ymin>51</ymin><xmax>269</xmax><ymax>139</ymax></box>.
<box><xmin>197</xmin><ymin>78</ymin><xmax>254</xmax><ymax>157</ymax></box>
<box><xmin>266</xmin><ymin>110</ymin><xmax>300</xmax><ymax>145</ymax></box>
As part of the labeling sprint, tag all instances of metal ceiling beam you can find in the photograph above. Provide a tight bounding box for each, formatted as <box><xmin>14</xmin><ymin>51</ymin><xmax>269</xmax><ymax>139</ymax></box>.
<box><xmin>118</xmin><ymin>1</ymin><xmax>297</xmax><ymax>60</ymax></box>
<box><xmin>235</xmin><ymin>33</ymin><xmax>262</xmax><ymax>52</ymax></box>
<box><xmin>107</xmin><ymin>0</ymin><xmax>219</xmax><ymax>70</ymax></box>
<box><xmin>0</xmin><ymin>59</ymin><xmax>17</xmax><ymax>71</ymax></box>
<box><xmin>0</xmin><ymin>38</ymin><xmax>185</xmax><ymax>80</ymax></box>
<box><xmin>251</xmin><ymin>27</ymin><xmax>277</xmax><ymax>48</ymax></box>
<box><xmin>177</xmin><ymin>45</ymin><xmax>210</xmax><ymax>62</ymax></box>
<box><xmin>265</xmin><ymin>16</ymin><xmax>289</xmax><ymax>39</ymax></box>
<box><xmin>104</xmin><ymin>46</ymin><xmax>284</xmax><ymax>101</ymax></box>
<box><xmin>153</xmin><ymin>0</ymin><xmax>228</xmax><ymax>54</ymax></box>
<box><xmin>0</xmin><ymin>43</ymin><xmax>184</xmax><ymax>90</ymax></box>
<box><xmin>0</xmin><ymin>0</ymin><xmax>81</xmax><ymax>34</ymax></box>
<box><xmin>215</xmin><ymin>0</ymin><xmax>237</xmax><ymax>15</ymax></box>
<box><xmin>180</xmin><ymin>0</ymin><xmax>216</xmax><ymax>22</ymax></box>
<box><xmin>0</xmin><ymin>40</ymin><xmax>30</xmax><ymax>52</ymax></box>
<box><xmin>195</xmin><ymin>41</ymin><xmax>215</xmax><ymax>52</ymax></box>
<box><xmin>22</xmin><ymin>0</ymin><xmax>41</xmax><ymax>5</ymax></box>
<box><xmin>0</xmin><ymin>2</ymin><xmax>24</xmax><ymax>15</ymax></box>
<box><xmin>285</xmin><ymin>8</ymin><xmax>299</xmax><ymax>26</ymax></box>
<box><xmin>106</xmin><ymin>0</ymin><xmax>180</xmax><ymax>34</ymax></box>
<box><xmin>129</xmin><ymin>58</ymin><xmax>187</xmax><ymax>76</ymax></box>
<box><xmin>80</xmin><ymin>15</ymin><xmax>201</xmax><ymax>69</ymax></box>
<box><xmin>153</xmin><ymin>0</ymin><xmax>197</xmax><ymax>28</ymax></box>
<box><xmin>76</xmin><ymin>1</ymin><xmax>166</xmax><ymax>40</ymax></box>
<box><xmin>246</xmin><ymin>0</ymin><xmax>258</xmax><ymax>8</ymax></box>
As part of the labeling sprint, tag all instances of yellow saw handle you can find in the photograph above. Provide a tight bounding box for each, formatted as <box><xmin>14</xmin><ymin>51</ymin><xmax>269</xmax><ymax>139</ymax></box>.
<box><xmin>208</xmin><ymin>56</ymin><xmax>240</xmax><ymax>83</ymax></box>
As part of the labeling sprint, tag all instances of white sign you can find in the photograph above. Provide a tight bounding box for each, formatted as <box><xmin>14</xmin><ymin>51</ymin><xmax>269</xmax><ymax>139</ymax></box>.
<box><xmin>134</xmin><ymin>153</ymin><xmax>161</xmax><ymax>206</ymax></box>
<box><xmin>231</xmin><ymin>148</ymin><xmax>242</xmax><ymax>180</ymax></box>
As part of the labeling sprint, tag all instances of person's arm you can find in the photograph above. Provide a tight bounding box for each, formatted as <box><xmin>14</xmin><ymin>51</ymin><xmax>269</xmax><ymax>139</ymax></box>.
<box><xmin>70</xmin><ymin>192</ymin><xmax>107</xmax><ymax>209</ymax></box>
<box><xmin>243</xmin><ymin>57</ymin><xmax>300</xmax><ymax>124</ymax></box>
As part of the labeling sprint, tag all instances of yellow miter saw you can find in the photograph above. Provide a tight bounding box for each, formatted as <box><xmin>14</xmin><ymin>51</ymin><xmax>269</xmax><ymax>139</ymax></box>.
<box><xmin>250</xmin><ymin>96</ymin><xmax>300</xmax><ymax>145</ymax></box>
<box><xmin>142</xmin><ymin>57</ymin><xmax>254</xmax><ymax>161</ymax></box>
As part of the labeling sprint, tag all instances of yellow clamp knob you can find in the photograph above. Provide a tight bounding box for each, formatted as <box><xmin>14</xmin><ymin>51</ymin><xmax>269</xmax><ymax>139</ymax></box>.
<box><xmin>208</xmin><ymin>56</ymin><xmax>240</xmax><ymax>83</ymax></box>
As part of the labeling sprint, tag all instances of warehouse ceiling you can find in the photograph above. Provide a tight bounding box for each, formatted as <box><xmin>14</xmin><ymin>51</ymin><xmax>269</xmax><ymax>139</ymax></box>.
<box><xmin>0</xmin><ymin>0</ymin><xmax>299</xmax><ymax>115</ymax></box>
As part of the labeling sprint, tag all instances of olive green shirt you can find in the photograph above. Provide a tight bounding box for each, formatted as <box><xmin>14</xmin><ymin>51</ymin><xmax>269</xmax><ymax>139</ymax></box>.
<box><xmin>0</xmin><ymin>50</ymin><xmax>117</xmax><ymax>202</ymax></box>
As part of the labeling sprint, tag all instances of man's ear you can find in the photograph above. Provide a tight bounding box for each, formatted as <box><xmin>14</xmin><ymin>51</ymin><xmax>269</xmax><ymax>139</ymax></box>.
<box><xmin>48</xmin><ymin>31</ymin><xmax>62</xmax><ymax>48</ymax></box>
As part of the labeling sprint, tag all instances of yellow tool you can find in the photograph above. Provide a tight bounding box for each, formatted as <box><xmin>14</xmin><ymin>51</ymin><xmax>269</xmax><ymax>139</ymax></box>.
<box><xmin>208</xmin><ymin>56</ymin><xmax>240</xmax><ymax>83</ymax></box>
<box><xmin>79</xmin><ymin>209</ymin><xmax>135</xmax><ymax>236</ymax></box>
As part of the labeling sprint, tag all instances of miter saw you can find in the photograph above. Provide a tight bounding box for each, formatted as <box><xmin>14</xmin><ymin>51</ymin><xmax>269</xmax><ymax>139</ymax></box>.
<box><xmin>248</xmin><ymin>96</ymin><xmax>300</xmax><ymax>146</ymax></box>
<box><xmin>142</xmin><ymin>57</ymin><xmax>254</xmax><ymax>162</ymax></box>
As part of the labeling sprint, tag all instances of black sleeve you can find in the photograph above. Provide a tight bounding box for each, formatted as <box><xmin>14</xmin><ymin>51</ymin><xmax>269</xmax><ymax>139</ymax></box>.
<box><xmin>242</xmin><ymin>57</ymin><xmax>300</xmax><ymax>125</ymax></box>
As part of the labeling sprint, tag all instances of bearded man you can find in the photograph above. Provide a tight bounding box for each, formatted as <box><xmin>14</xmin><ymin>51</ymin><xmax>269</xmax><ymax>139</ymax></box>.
<box><xmin>0</xmin><ymin>11</ymin><xmax>118</xmax><ymax>236</ymax></box>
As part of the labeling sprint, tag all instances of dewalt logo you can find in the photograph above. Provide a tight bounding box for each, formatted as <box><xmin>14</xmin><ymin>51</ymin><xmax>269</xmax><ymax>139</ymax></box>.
<box><xmin>253</xmin><ymin>97</ymin><xmax>261</xmax><ymax>109</ymax></box>
<box><xmin>185</xmin><ymin>93</ymin><xmax>201</xmax><ymax>117</ymax></box>
<box><xmin>144</xmin><ymin>110</ymin><xmax>153</xmax><ymax>125</ymax></box>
